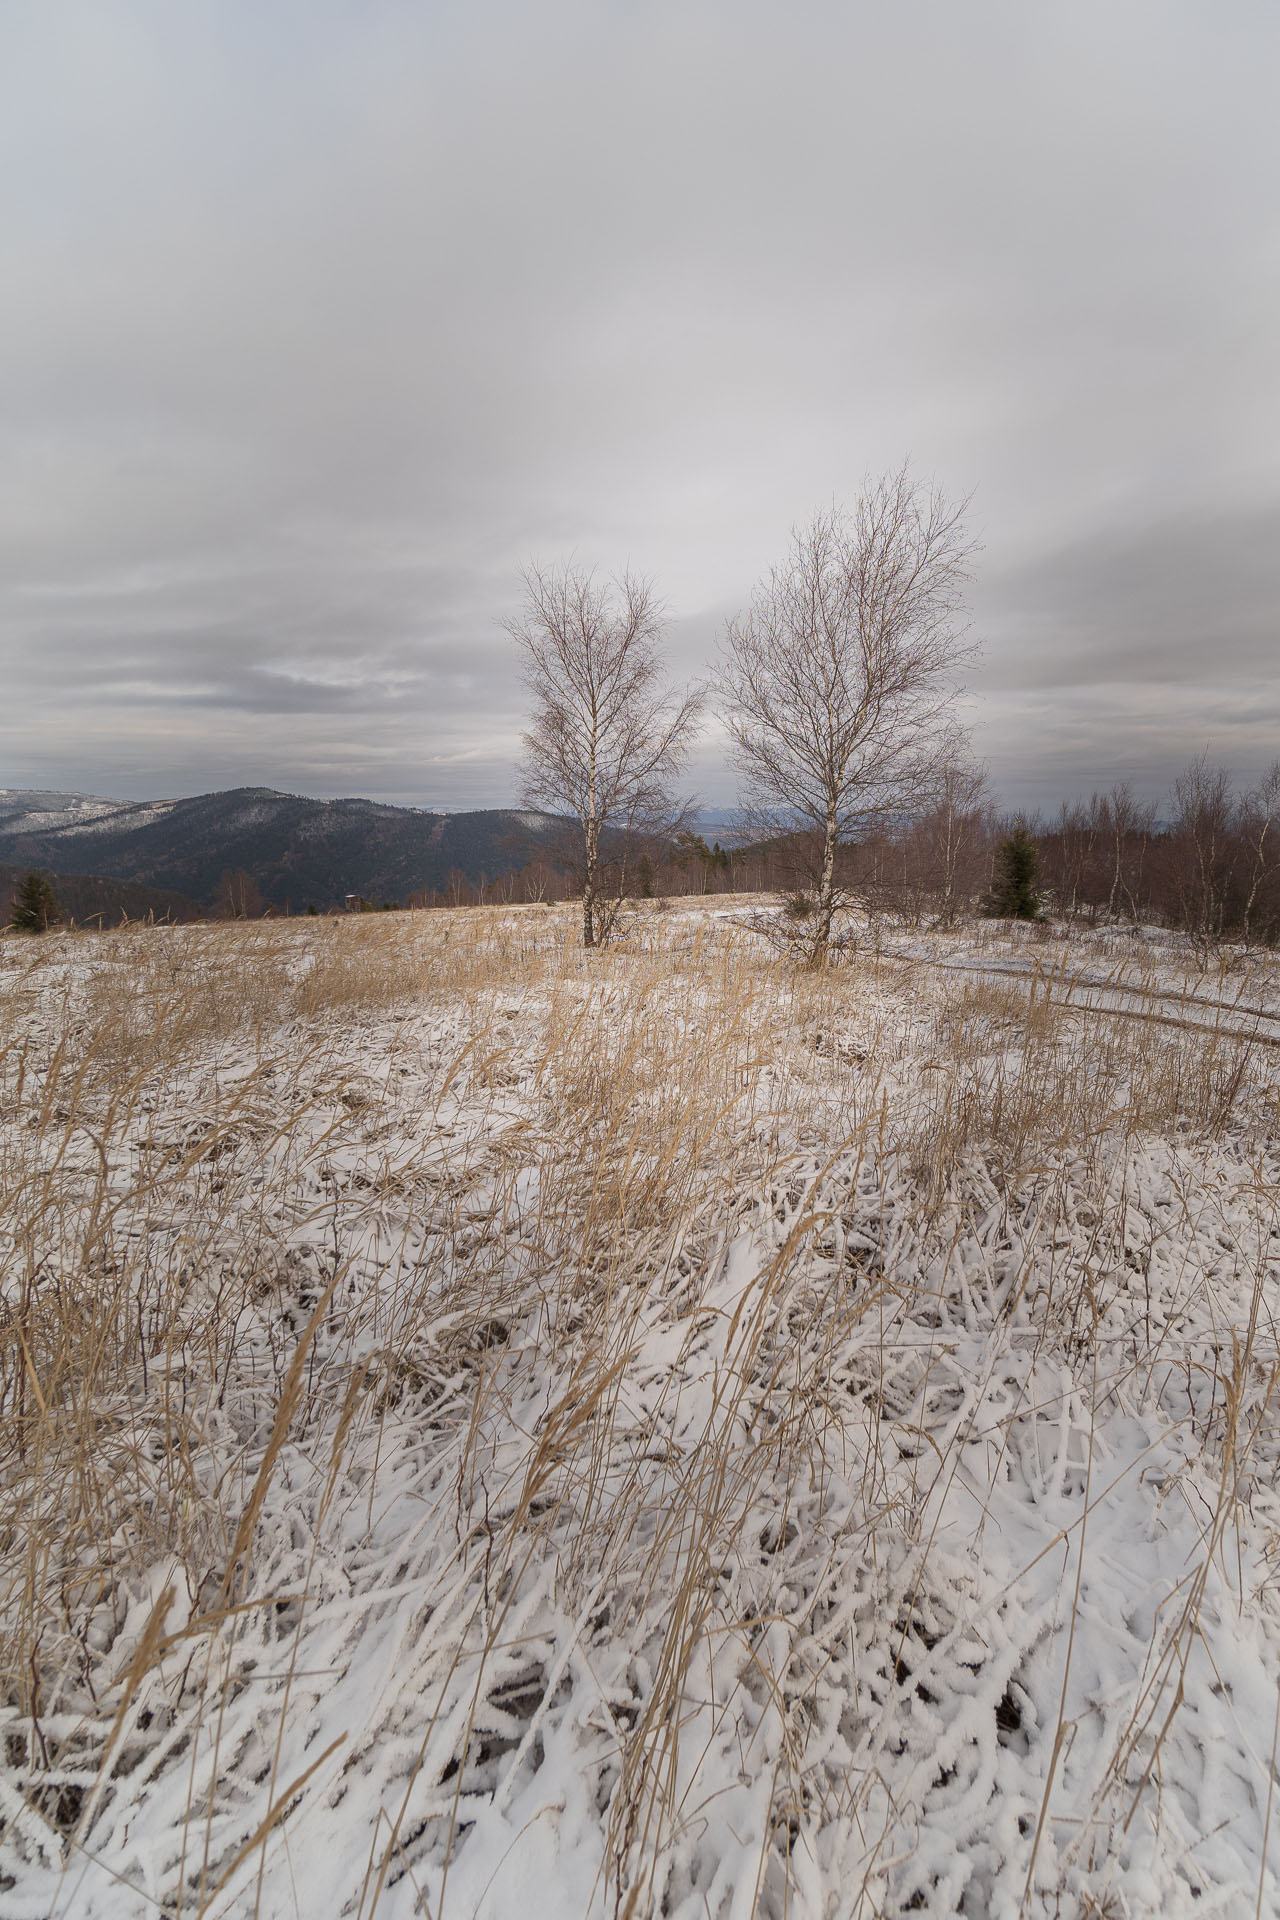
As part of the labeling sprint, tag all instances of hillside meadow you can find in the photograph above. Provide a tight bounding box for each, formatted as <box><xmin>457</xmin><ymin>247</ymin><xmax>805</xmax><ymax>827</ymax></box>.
<box><xmin>1</xmin><ymin>902</ymin><xmax>1279</xmax><ymax>1918</ymax></box>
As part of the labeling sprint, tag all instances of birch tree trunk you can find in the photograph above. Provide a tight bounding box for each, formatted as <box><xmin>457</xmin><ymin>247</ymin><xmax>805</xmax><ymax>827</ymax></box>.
<box><xmin>814</xmin><ymin>808</ymin><xmax>839</xmax><ymax>965</ymax></box>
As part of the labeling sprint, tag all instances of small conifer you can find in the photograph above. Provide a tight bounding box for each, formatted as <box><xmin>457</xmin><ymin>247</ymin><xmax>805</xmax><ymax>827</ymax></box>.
<box><xmin>9</xmin><ymin>871</ymin><xmax>60</xmax><ymax>933</ymax></box>
<box><xmin>983</xmin><ymin>826</ymin><xmax>1042</xmax><ymax>920</ymax></box>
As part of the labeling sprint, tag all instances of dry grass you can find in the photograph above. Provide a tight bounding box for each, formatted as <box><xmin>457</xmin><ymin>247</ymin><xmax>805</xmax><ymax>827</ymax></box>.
<box><xmin>911</xmin><ymin>972</ymin><xmax>1260</xmax><ymax>1205</ymax></box>
<box><xmin>1</xmin><ymin>906</ymin><xmax>1278</xmax><ymax>1917</ymax></box>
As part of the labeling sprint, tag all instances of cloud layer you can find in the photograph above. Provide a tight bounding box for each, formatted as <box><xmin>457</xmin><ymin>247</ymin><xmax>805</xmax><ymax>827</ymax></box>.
<box><xmin>3</xmin><ymin>1</ymin><xmax>1278</xmax><ymax>810</ymax></box>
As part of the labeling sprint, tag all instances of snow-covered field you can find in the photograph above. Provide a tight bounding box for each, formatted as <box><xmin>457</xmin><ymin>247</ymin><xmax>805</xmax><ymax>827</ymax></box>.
<box><xmin>2</xmin><ymin>904</ymin><xmax>1279</xmax><ymax>1918</ymax></box>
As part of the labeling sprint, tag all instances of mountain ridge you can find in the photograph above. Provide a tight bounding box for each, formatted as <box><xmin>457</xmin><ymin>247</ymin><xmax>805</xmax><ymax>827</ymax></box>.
<box><xmin>0</xmin><ymin>787</ymin><xmax>557</xmax><ymax>911</ymax></box>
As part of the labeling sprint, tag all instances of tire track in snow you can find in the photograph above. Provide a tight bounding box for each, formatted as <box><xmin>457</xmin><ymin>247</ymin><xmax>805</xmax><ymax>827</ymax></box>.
<box><xmin>872</xmin><ymin>948</ymin><xmax>1280</xmax><ymax>1049</ymax></box>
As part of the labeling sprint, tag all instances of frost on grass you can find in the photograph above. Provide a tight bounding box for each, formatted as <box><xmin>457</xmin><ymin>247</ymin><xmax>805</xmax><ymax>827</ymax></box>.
<box><xmin>1</xmin><ymin>907</ymin><xmax>1279</xmax><ymax>1918</ymax></box>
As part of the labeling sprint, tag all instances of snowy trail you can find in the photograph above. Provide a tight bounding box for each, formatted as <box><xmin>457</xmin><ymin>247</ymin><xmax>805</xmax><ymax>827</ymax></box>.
<box><xmin>875</xmin><ymin>941</ymin><xmax>1280</xmax><ymax>1048</ymax></box>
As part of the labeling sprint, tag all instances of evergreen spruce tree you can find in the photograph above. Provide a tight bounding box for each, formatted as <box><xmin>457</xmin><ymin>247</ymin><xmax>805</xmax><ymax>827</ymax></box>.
<box><xmin>983</xmin><ymin>825</ymin><xmax>1042</xmax><ymax>920</ymax></box>
<box><xmin>9</xmin><ymin>871</ymin><xmax>60</xmax><ymax>933</ymax></box>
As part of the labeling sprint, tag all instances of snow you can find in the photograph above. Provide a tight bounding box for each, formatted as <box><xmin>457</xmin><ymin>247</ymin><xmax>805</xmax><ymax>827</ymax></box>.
<box><xmin>0</xmin><ymin>790</ymin><xmax>132</xmax><ymax>833</ymax></box>
<box><xmin>1</xmin><ymin>906</ymin><xmax>1279</xmax><ymax>1917</ymax></box>
<box><xmin>0</xmin><ymin>792</ymin><xmax>183</xmax><ymax>838</ymax></box>
<box><xmin>45</xmin><ymin>799</ymin><xmax>180</xmax><ymax>837</ymax></box>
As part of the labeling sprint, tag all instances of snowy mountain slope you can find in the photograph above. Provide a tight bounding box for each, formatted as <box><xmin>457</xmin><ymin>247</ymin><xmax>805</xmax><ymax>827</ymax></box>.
<box><xmin>0</xmin><ymin>789</ymin><xmax>140</xmax><ymax>834</ymax></box>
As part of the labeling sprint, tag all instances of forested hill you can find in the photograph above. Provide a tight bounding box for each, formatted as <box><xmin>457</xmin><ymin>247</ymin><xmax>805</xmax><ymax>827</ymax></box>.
<box><xmin>0</xmin><ymin>788</ymin><xmax>558</xmax><ymax>912</ymax></box>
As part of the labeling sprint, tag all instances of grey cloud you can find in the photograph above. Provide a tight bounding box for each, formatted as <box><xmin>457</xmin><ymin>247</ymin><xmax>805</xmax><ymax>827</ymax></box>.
<box><xmin>964</xmin><ymin>494</ymin><xmax>1280</xmax><ymax>809</ymax></box>
<box><xmin>2</xmin><ymin>1</ymin><xmax>1278</xmax><ymax>808</ymax></box>
<box><xmin>978</xmin><ymin>502</ymin><xmax>1280</xmax><ymax>690</ymax></box>
<box><xmin>971</xmin><ymin>679</ymin><xmax>1280</xmax><ymax>817</ymax></box>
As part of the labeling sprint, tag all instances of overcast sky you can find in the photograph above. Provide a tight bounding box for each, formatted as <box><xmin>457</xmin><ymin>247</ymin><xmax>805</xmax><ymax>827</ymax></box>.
<box><xmin>3</xmin><ymin>0</ymin><xmax>1278</xmax><ymax>814</ymax></box>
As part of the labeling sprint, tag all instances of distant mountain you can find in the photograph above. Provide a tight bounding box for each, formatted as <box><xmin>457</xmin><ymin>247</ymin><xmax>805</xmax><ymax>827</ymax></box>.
<box><xmin>0</xmin><ymin>788</ymin><xmax>560</xmax><ymax>912</ymax></box>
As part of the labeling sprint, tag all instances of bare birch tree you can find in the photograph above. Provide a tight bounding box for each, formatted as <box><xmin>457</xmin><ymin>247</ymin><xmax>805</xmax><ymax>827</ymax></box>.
<box><xmin>508</xmin><ymin>562</ymin><xmax>704</xmax><ymax>947</ymax></box>
<box><xmin>717</xmin><ymin>468</ymin><xmax>978</xmax><ymax>961</ymax></box>
<box><xmin>1239</xmin><ymin>760</ymin><xmax>1280</xmax><ymax>944</ymax></box>
<box><xmin>1171</xmin><ymin>754</ymin><xmax>1236</xmax><ymax>955</ymax></box>
<box><xmin>1099</xmin><ymin>781</ymin><xmax>1157</xmax><ymax>922</ymax></box>
<box><xmin>914</xmin><ymin>732</ymin><xmax>993</xmax><ymax>926</ymax></box>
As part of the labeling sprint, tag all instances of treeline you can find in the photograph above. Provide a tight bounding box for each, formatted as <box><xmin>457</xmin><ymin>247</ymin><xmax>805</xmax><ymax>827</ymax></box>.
<box><xmin>408</xmin><ymin>754</ymin><xmax>1280</xmax><ymax>949</ymax></box>
<box><xmin>844</xmin><ymin>756</ymin><xmax>1280</xmax><ymax>944</ymax></box>
<box><xmin>1</xmin><ymin>863</ymin><xmax>202</xmax><ymax>929</ymax></box>
<box><xmin>402</xmin><ymin>806</ymin><xmax>1000</xmax><ymax>924</ymax></box>
<box><xmin>1037</xmin><ymin>758</ymin><xmax>1280</xmax><ymax>943</ymax></box>
<box><xmin>842</xmin><ymin>757</ymin><xmax>1280</xmax><ymax>944</ymax></box>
